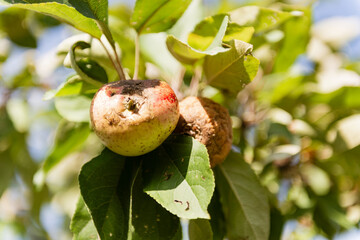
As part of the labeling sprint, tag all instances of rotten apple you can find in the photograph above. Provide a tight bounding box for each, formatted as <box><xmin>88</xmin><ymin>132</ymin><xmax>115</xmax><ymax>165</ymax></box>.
<box><xmin>175</xmin><ymin>96</ymin><xmax>232</xmax><ymax>167</ymax></box>
<box><xmin>90</xmin><ymin>79</ymin><xmax>179</xmax><ymax>156</ymax></box>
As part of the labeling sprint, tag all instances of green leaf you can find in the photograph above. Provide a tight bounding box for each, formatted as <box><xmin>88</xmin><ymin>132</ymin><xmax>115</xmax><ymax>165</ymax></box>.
<box><xmin>128</xmin><ymin>161</ymin><xmax>182</xmax><ymax>240</ymax></box>
<box><xmin>223</xmin><ymin>23</ymin><xmax>254</xmax><ymax>43</ymax></box>
<box><xmin>187</xmin><ymin>14</ymin><xmax>229</xmax><ymax>51</ymax></box>
<box><xmin>208</xmin><ymin>189</ymin><xmax>226</xmax><ymax>240</ymax></box>
<box><xmin>229</xmin><ymin>6</ymin><xmax>295</xmax><ymax>33</ymax></box>
<box><xmin>215</xmin><ymin>150</ymin><xmax>270</xmax><ymax>240</ymax></box>
<box><xmin>70</xmin><ymin>196</ymin><xmax>98</xmax><ymax>240</ymax></box>
<box><xmin>0</xmin><ymin>8</ymin><xmax>37</xmax><ymax>48</ymax></box>
<box><xmin>67</xmin><ymin>0</ymin><xmax>108</xmax><ymax>24</ymax></box>
<box><xmin>77</xmin><ymin>58</ymin><xmax>108</xmax><ymax>84</ymax></box>
<box><xmin>58</xmin><ymin>34</ymin><xmax>114</xmax><ymax>70</ymax></box>
<box><xmin>131</xmin><ymin>0</ymin><xmax>192</xmax><ymax>34</ymax></box>
<box><xmin>79</xmin><ymin>149</ymin><xmax>129</xmax><ymax>240</ymax></box>
<box><xmin>79</xmin><ymin>149</ymin><xmax>182</xmax><ymax>240</ymax></box>
<box><xmin>54</xmin><ymin>95</ymin><xmax>92</xmax><ymax>122</ymax></box>
<box><xmin>142</xmin><ymin>135</ymin><xmax>215</xmax><ymax>219</ymax></box>
<box><xmin>43</xmin><ymin>75</ymin><xmax>98</xmax><ymax>101</ymax></box>
<box><xmin>70</xmin><ymin>41</ymin><xmax>106</xmax><ymax>88</ymax></box>
<box><xmin>204</xmin><ymin>39</ymin><xmax>259</xmax><ymax>93</ymax></box>
<box><xmin>166</xmin><ymin>15</ymin><xmax>230</xmax><ymax>65</ymax></box>
<box><xmin>0</xmin><ymin>0</ymin><xmax>102</xmax><ymax>38</ymax></box>
<box><xmin>165</xmin><ymin>37</ymin><xmax>228</xmax><ymax>65</ymax></box>
<box><xmin>166</xmin><ymin>35</ymin><xmax>209</xmax><ymax>65</ymax></box>
<box><xmin>189</xmin><ymin>219</ymin><xmax>213</xmax><ymax>240</ymax></box>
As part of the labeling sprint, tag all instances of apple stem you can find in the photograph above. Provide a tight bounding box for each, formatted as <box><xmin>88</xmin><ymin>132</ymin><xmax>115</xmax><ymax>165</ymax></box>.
<box><xmin>133</xmin><ymin>33</ymin><xmax>140</xmax><ymax>80</ymax></box>
<box><xmin>100</xmin><ymin>35</ymin><xmax>127</xmax><ymax>81</ymax></box>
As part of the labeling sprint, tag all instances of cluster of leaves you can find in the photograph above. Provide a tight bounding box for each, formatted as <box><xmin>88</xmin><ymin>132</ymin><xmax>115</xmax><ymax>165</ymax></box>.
<box><xmin>0</xmin><ymin>0</ymin><xmax>359</xmax><ymax>239</ymax></box>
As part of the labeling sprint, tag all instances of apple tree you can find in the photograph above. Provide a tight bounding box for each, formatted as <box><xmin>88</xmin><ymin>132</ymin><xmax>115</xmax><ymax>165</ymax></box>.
<box><xmin>0</xmin><ymin>0</ymin><xmax>359</xmax><ymax>239</ymax></box>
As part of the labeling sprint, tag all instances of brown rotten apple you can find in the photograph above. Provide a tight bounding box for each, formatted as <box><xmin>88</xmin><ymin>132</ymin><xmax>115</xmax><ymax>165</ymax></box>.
<box><xmin>175</xmin><ymin>96</ymin><xmax>232</xmax><ymax>167</ymax></box>
<box><xmin>90</xmin><ymin>79</ymin><xmax>179</xmax><ymax>156</ymax></box>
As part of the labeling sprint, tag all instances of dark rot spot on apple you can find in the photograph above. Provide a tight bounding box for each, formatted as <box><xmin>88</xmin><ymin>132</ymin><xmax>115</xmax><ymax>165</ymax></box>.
<box><xmin>106</xmin><ymin>79</ymin><xmax>160</xmax><ymax>96</ymax></box>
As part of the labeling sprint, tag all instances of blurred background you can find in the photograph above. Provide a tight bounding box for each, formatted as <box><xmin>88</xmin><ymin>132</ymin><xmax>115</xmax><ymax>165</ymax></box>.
<box><xmin>0</xmin><ymin>0</ymin><xmax>360</xmax><ymax>239</ymax></box>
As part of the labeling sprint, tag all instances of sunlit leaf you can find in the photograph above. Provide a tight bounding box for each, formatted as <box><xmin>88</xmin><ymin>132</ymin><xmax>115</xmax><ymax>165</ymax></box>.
<box><xmin>187</xmin><ymin>14</ymin><xmax>229</xmax><ymax>51</ymax></box>
<box><xmin>166</xmin><ymin>35</ymin><xmax>212</xmax><ymax>65</ymax></box>
<box><xmin>215</xmin><ymin>150</ymin><xmax>270</xmax><ymax>240</ymax></box>
<box><xmin>67</xmin><ymin>0</ymin><xmax>108</xmax><ymax>23</ymax></box>
<box><xmin>0</xmin><ymin>0</ymin><xmax>105</xmax><ymax>38</ymax></box>
<box><xmin>223</xmin><ymin>23</ymin><xmax>254</xmax><ymax>43</ymax></box>
<box><xmin>166</xmin><ymin>15</ymin><xmax>229</xmax><ymax>65</ymax></box>
<box><xmin>79</xmin><ymin>149</ymin><xmax>182</xmax><ymax>240</ymax></box>
<box><xmin>204</xmin><ymin>39</ymin><xmax>259</xmax><ymax>93</ymax></box>
<box><xmin>142</xmin><ymin>135</ymin><xmax>215</xmax><ymax>219</ymax></box>
<box><xmin>131</xmin><ymin>0</ymin><xmax>192</xmax><ymax>34</ymax></box>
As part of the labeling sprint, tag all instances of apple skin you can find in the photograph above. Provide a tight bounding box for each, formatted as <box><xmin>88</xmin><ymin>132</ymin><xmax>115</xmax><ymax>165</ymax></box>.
<box><xmin>90</xmin><ymin>79</ymin><xmax>179</xmax><ymax>156</ymax></box>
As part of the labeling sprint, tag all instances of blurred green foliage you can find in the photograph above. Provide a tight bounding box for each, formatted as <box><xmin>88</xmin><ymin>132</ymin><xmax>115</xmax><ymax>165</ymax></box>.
<box><xmin>0</xmin><ymin>0</ymin><xmax>359</xmax><ymax>239</ymax></box>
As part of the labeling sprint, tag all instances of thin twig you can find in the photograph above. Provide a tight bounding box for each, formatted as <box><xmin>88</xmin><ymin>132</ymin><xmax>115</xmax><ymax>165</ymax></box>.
<box><xmin>172</xmin><ymin>67</ymin><xmax>186</xmax><ymax>100</ymax></box>
<box><xmin>189</xmin><ymin>66</ymin><xmax>202</xmax><ymax>96</ymax></box>
<box><xmin>133</xmin><ymin>33</ymin><xmax>140</xmax><ymax>80</ymax></box>
<box><xmin>99</xmin><ymin>35</ymin><xmax>127</xmax><ymax>81</ymax></box>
